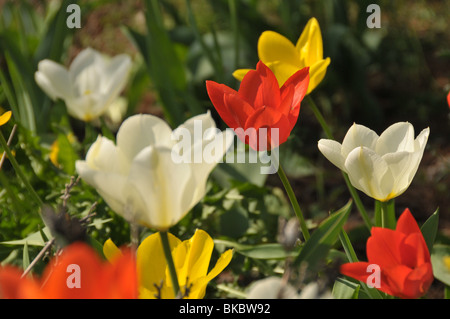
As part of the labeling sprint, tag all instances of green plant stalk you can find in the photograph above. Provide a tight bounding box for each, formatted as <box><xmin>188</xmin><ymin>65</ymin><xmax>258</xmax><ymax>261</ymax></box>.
<box><xmin>306</xmin><ymin>95</ymin><xmax>372</xmax><ymax>229</ymax></box>
<box><xmin>377</xmin><ymin>199</ymin><xmax>396</xmax><ymax>229</ymax></box>
<box><xmin>159</xmin><ymin>231</ymin><xmax>181</xmax><ymax>298</ymax></box>
<box><xmin>0</xmin><ymin>128</ymin><xmax>43</xmax><ymax>207</ymax></box>
<box><xmin>277</xmin><ymin>163</ymin><xmax>310</xmax><ymax>241</ymax></box>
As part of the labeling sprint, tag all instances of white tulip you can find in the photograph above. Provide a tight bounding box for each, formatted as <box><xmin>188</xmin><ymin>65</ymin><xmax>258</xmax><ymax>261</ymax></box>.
<box><xmin>75</xmin><ymin>111</ymin><xmax>233</xmax><ymax>230</ymax></box>
<box><xmin>318</xmin><ymin>122</ymin><xmax>429</xmax><ymax>202</ymax></box>
<box><xmin>35</xmin><ymin>47</ymin><xmax>131</xmax><ymax>121</ymax></box>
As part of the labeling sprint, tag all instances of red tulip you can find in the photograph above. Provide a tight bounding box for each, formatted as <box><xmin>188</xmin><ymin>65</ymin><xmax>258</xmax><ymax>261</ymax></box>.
<box><xmin>0</xmin><ymin>242</ymin><xmax>137</xmax><ymax>299</ymax></box>
<box><xmin>447</xmin><ymin>90</ymin><xmax>450</xmax><ymax>109</ymax></box>
<box><xmin>206</xmin><ymin>61</ymin><xmax>309</xmax><ymax>151</ymax></box>
<box><xmin>340</xmin><ymin>208</ymin><xmax>434</xmax><ymax>299</ymax></box>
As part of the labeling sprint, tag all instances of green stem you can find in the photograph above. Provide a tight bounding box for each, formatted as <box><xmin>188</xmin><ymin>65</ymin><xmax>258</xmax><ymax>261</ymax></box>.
<box><xmin>307</xmin><ymin>95</ymin><xmax>372</xmax><ymax>230</ymax></box>
<box><xmin>276</xmin><ymin>162</ymin><xmax>310</xmax><ymax>241</ymax></box>
<box><xmin>377</xmin><ymin>199</ymin><xmax>396</xmax><ymax>229</ymax></box>
<box><xmin>159</xmin><ymin>231</ymin><xmax>181</xmax><ymax>298</ymax></box>
<box><xmin>0</xmin><ymin>128</ymin><xmax>43</xmax><ymax>206</ymax></box>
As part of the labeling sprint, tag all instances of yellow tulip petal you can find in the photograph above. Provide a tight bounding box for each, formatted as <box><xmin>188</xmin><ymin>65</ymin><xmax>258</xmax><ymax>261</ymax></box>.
<box><xmin>296</xmin><ymin>18</ymin><xmax>324</xmax><ymax>65</ymax></box>
<box><xmin>188</xmin><ymin>249</ymin><xmax>234</xmax><ymax>299</ymax></box>
<box><xmin>186</xmin><ymin>229</ymin><xmax>214</xmax><ymax>281</ymax></box>
<box><xmin>258</xmin><ymin>31</ymin><xmax>302</xmax><ymax>68</ymax></box>
<box><xmin>137</xmin><ymin>232</ymin><xmax>181</xmax><ymax>294</ymax></box>
<box><xmin>0</xmin><ymin>111</ymin><xmax>12</xmax><ymax>126</ymax></box>
<box><xmin>266</xmin><ymin>61</ymin><xmax>301</xmax><ymax>87</ymax></box>
<box><xmin>103</xmin><ymin>238</ymin><xmax>122</xmax><ymax>262</ymax></box>
<box><xmin>232</xmin><ymin>69</ymin><xmax>252</xmax><ymax>82</ymax></box>
<box><xmin>307</xmin><ymin>57</ymin><xmax>330</xmax><ymax>93</ymax></box>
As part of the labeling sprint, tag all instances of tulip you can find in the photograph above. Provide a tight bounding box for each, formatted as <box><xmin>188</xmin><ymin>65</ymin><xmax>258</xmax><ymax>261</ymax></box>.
<box><xmin>233</xmin><ymin>17</ymin><xmax>330</xmax><ymax>94</ymax></box>
<box><xmin>447</xmin><ymin>91</ymin><xmax>450</xmax><ymax>109</ymax></box>
<box><xmin>206</xmin><ymin>61</ymin><xmax>309</xmax><ymax>151</ymax></box>
<box><xmin>76</xmin><ymin>111</ymin><xmax>233</xmax><ymax>231</ymax></box>
<box><xmin>0</xmin><ymin>242</ymin><xmax>137</xmax><ymax>299</ymax></box>
<box><xmin>340</xmin><ymin>208</ymin><xmax>434</xmax><ymax>299</ymax></box>
<box><xmin>318</xmin><ymin>122</ymin><xmax>429</xmax><ymax>202</ymax></box>
<box><xmin>35</xmin><ymin>47</ymin><xmax>131</xmax><ymax>121</ymax></box>
<box><xmin>104</xmin><ymin>229</ymin><xmax>233</xmax><ymax>299</ymax></box>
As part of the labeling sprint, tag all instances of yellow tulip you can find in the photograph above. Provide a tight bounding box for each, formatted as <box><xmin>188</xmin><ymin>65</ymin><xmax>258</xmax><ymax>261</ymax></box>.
<box><xmin>0</xmin><ymin>111</ymin><xmax>12</xmax><ymax>126</ymax></box>
<box><xmin>103</xmin><ymin>229</ymin><xmax>233</xmax><ymax>299</ymax></box>
<box><xmin>233</xmin><ymin>17</ymin><xmax>330</xmax><ymax>94</ymax></box>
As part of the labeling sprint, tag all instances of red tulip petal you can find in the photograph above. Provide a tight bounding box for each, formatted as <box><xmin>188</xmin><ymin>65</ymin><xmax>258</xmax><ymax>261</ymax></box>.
<box><xmin>383</xmin><ymin>264</ymin><xmax>412</xmax><ymax>298</ymax></box>
<box><xmin>401</xmin><ymin>232</ymin><xmax>431</xmax><ymax>268</ymax></box>
<box><xmin>281</xmin><ymin>66</ymin><xmax>310</xmax><ymax>108</ymax></box>
<box><xmin>402</xmin><ymin>262</ymin><xmax>433</xmax><ymax>299</ymax></box>
<box><xmin>340</xmin><ymin>262</ymin><xmax>372</xmax><ymax>283</ymax></box>
<box><xmin>224</xmin><ymin>91</ymin><xmax>257</xmax><ymax>128</ymax></box>
<box><xmin>366</xmin><ymin>227</ymin><xmax>405</xmax><ymax>268</ymax></box>
<box><xmin>239</xmin><ymin>61</ymin><xmax>280</xmax><ymax>110</ymax></box>
<box><xmin>396</xmin><ymin>208</ymin><xmax>421</xmax><ymax>236</ymax></box>
<box><xmin>206</xmin><ymin>80</ymin><xmax>241</xmax><ymax>128</ymax></box>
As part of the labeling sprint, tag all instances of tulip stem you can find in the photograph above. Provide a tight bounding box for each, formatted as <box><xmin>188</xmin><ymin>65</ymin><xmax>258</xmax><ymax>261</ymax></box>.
<box><xmin>377</xmin><ymin>199</ymin><xmax>396</xmax><ymax>229</ymax></box>
<box><xmin>276</xmin><ymin>162</ymin><xmax>310</xmax><ymax>241</ymax></box>
<box><xmin>306</xmin><ymin>95</ymin><xmax>373</xmax><ymax>230</ymax></box>
<box><xmin>159</xmin><ymin>231</ymin><xmax>181</xmax><ymax>298</ymax></box>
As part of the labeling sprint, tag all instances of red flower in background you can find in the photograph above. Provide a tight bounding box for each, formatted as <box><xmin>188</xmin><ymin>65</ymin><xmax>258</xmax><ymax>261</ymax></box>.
<box><xmin>206</xmin><ymin>61</ymin><xmax>309</xmax><ymax>151</ymax></box>
<box><xmin>0</xmin><ymin>242</ymin><xmax>137</xmax><ymax>299</ymax></box>
<box><xmin>447</xmin><ymin>90</ymin><xmax>450</xmax><ymax>109</ymax></box>
<box><xmin>340</xmin><ymin>208</ymin><xmax>434</xmax><ymax>299</ymax></box>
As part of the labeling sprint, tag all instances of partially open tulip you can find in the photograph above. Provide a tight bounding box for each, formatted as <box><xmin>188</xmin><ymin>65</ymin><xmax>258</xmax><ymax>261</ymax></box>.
<box><xmin>233</xmin><ymin>17</ymin><xmax>330</xmax><ymax>94</ymax></box>
<box><xmin>35</xmin><ymin>47</ymin><xmax>131</xmax><ymax>121</ymax></box>
<box><xmin>0</xmin><ymin>242</ymin><xmax>137</xmax><ymax>299</ymax></box>
<box><xmin>207</xmin><ymin>61</ymin><xmax>309</xmax><ymax>151</ymax></box>
<box><xmin>76</xmin><ymin>111</ymin><xmax>233</xmax><ymax>231</ymax></box>
<box><xmin>340</xmin><ymin>208</ymin><xmax>434</xmax><ymax>299</ymax></box>
<box><xmin>318</xmin><ymin>122</ymin><xmax>429</xmax><ymax>202</ymax></box>
<box><xmin>104</xmin><ymin>229</ymin><xmax>233</xmax><ymax>299</ymax></box>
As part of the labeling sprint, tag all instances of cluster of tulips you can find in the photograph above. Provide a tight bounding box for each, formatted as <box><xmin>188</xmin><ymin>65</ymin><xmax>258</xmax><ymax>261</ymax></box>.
<box><xmin>0</xmin><ymin>17</ymin><xmax>444</xmax><ymax>299</ymax></box>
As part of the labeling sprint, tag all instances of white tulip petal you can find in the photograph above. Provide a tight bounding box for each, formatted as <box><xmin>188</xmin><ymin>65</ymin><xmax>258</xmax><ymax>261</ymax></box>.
<box><xmin>414</xmin><ymin>127</ymin><xmax>430</xmax><ymax>151</ymax></box>
<box><xmin>75</xmin><ymin>161</ymin><xmax>127</xmax><ymax>215</ymax></box>
<box><xmin>117</xmin><ymin>114</ymin><xmax>174</xmax><ymax>161</ymax></box>
<box><xmin>375</xmin><ymin>122</ymin><xmax>415</xmax><ymax>155</ymax></box>
<box><xmin>317</xmin><ymin>139</ymin><xmax>345</xmax><ymax>172</ymax></box>
<box><xmin>124</xmin><ymin>146</ymin><xmax>194</xmax><ymax>230</ymax></box>
<box><xmin>85</xmin><ymin>135</ymin><xmax>129</xmax><ymax>174</ymax></box>
<box><xmin>35</xmin><ymin>60</ymin><xmax>72</xmax><ymax>100</ymax></box>
<box><xmin>341</xmin><ymin>123</ymin><xmax>379</xmax><ymax>157</ymax></box>
<box><xmin>69</xmin><ymin>47</ymin><xmax>101</xmax><ymax>80</ymax></box>
<box><xmin>344</xmin><ymin>146</ymin><xmax>394</xmax><ymax>201</ymax></box>
<box><xmin>101</xmin><ymin>54</ymin><xmax>132</xmax><ymax>94</ymax></box>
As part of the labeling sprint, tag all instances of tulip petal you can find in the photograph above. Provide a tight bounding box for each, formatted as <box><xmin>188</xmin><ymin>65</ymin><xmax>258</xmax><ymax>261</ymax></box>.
<box><xmin>69</xmin><ymin>47</ymin><xmax>101</xmax><ymax>80</ymax></box>
<box><xmin>396</xmin><ymin>208</ymin><xmax>421</xmax><ymax>236</ymax></box>
<box><xmin>265</xmin><ymin>61</ymin><xmax>301</xmax><ymax>87</ymax></box>
<box><xmin>238</xmin><ymin>61</ymin><xmax>281</xmax><ymax>109</ymax></box>
<box><xmin>296</xmin><ymin>18</ymin><xmax>323</xmax><ymax>65</ymax></box>
<box><xmin>186</xmin><ymin>230</ymin><xmax>214</xmax><ymax>281</ymax></box>
<box><xmin>101</xmin><ymin>54</ymin><xmax>132</xmax><ymax>95</ymax></box>
<box><xmin>402</xmin><ymin>262</ymin><xmax>433</xmax><ymax>299</ymax></box>
<box><xmin>381</xmin><ymin>151</ymin><xmax>419</xmax><ymax>198</ymax></box>
<box><xmin>124</xmin><ymin>147</ymin><xmax>196</xmax><ymax>230</ymax></box>
<box><xmin>367</xmin><ymin>227</ymin><xmax>404</xmax><ymax>268</ymax></box>
<box><xmin>137</xmin><ymin>232</ymin><xmax>181</xmax><ymax>297</ymax></box>
<box><xmin>0</xmin><ymin>111</ymin><xmax>12</xmax><ymax>126</ymax></box>
<box><xmin>206</xmin><ymin>80</ymin><xmax>243</xmax><ymax>128</ymax></box>
<box><xmin>103</xmin><ymin>238</ymin><xmax>122</xmax><ymax>262</ymax></box>
<box><xmin>376</xmin><ymin>122</ymin><xmax>415</xmax><ymax>155</ymax></box>
<box><xmin>317</xmin><ymin>139</ymin><xmax>345</xmax><ymax>172</ymax></box>
<box><xmin>341</xmin><ymin>123</ymin><xmax>379</xmax><ymax>157</ymax></box>
<box><xmin>35</xmin><ymin>60</ymin><xmax>72</xmax><ymax>100</ymax></box>
<box><xmin>307</xmin><ymin>58</ymin><xmax>330</xmax><ymax>94</ymax></box>
<box><xmin>116</xmin><ymin>114</ymin><xmax>174</xmax><ymax>161</ymax></box>
<box><xmin>232</xmin><ymin>68</ymin><xmax>252</xmax><ymax>82</ymax></box>
<box><xmin>280</xmin><ymin>66</ymin><xmax>310</xmax><ymax>110</ymax></box>
<box><xmin>345</xmin><ymin>147</ymin><xmax>395</xmax><ymax>201</ymax></box>
<box><xmin>340</xmin><ymin>261</ymin><xmax>372</xmax><ymax>283</ymax></box>
<box><xmin>258</xmin><ymin>31</ymin><xmax>302</xmax><ymax>69</ymax></box>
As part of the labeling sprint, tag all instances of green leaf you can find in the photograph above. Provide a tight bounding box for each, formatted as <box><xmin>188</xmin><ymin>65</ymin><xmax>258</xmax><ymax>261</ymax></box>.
<box><xmin>430</xmin><ymin>244</ymin><xmax>450</xmax><ymax>286</ymax></box>
<box><xmin>214</xmin><ymin>239</ymin><xmax>300</xmax><ymax>260</ymax></box>
<box><xmin>420</xmin><ymin>208</ymin><xmax>439</xmax><ymax>253</ymax></box>
<box><xmin>293</xmin><ymin>200</ymin><xmax>352</xmax><ymax>269</ymax></box>
<box><xmin>1</xmin><ymin>227</ymin><xmax>53</xmax><ymax>247</ymax></box>
<box><xmin>332</xmin><ymin>277</ymin><xmax>360</xmax><ymax>299</ymax></box>
<box><xmin>22</xmin><ymin>241</ymin><xmax>30</xmax><ymax>270</ymax></box>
